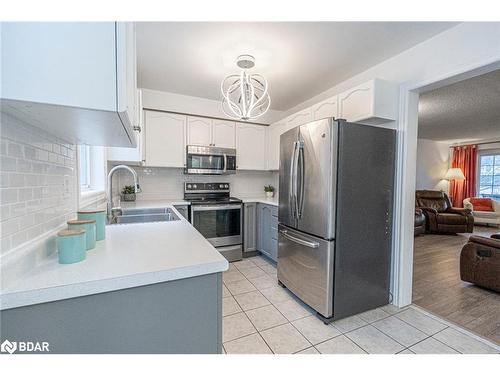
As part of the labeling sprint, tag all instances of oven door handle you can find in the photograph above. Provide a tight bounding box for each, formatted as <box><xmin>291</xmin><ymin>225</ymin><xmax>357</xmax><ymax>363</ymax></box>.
<box><xmin>192</xmin><ymin>205</ymin><xmax>242</xmax><ymax>211</ymax></box>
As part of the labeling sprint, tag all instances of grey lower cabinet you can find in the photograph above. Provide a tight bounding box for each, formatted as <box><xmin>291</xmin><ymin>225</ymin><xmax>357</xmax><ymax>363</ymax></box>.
<box><xmin>257</xmin><ymin>203</ymin><xmax>278</xmax><ymax>262</ymax></box>
<box><xmin>0</xmin><ymin>273</ymin><xmax>223</xmax><ymax>354</ymax></box>
<box><xmin>174</xmin><ymin>204</ymin><xmax>190</xmax><ymax>220</ymax></box>
<box><xmin>243</xmin><ymin>203</ymin><xmax>258</xmax><ymax>253</ymax></box>
<box><xmin>243</xmin><ymin>202</ymin><xmax>278</xmax><ymax>261</ymax></box>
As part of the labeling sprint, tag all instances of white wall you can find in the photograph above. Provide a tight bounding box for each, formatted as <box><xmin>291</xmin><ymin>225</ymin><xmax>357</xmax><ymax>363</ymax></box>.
<box><xmin>415</xmin><ymin>139</ymin><xmax>450</xmax><ymax>191</ymax></box>
<box><xmin>112</xmin><ymin>166</ymin><xmax>278</xmax><ymax>201</ymax></box>
<box><xmin>142</xmin><ymin>88</ymin><xmax>284</xmax><ymax>125</ymax></box>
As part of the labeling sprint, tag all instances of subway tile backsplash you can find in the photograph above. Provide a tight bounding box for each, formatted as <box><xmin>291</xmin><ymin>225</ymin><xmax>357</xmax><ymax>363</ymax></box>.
<box><xmin>112</xmin><ymin>165</ymin><xmax>279</xmax><ymax>201</ymax></box>
<box><xmin>0</xmin><ymin>114</ymin><xmax>77</xmax><ymax>256</ymax></box>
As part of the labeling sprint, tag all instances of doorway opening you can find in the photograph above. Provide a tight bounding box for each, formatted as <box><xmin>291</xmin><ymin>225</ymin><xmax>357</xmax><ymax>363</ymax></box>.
<box><xmin>411</xmin><ymin>68</ymin><xmax>500</xmax><ymax>344</ymax></box>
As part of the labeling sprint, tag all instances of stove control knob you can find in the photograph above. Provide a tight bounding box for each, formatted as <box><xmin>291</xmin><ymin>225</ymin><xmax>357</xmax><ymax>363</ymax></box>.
<box><xmin>219</xmin><ymin>184</ymin><xmax>224</xmax><ymax>188</ymax></box>
<box><xmin>193</xmin><ymin>184</ymin><xmax>197</xmax><ymax>189</ymax></box>
<box><xmin>225</xmin><ymin>184</ymin><xmax>229</xmax><ymax>188</ymax></box>
<box><xmin>187</xmin><ymin>184</ymin><xmax>192</xmax><ymax>189</ymax></box>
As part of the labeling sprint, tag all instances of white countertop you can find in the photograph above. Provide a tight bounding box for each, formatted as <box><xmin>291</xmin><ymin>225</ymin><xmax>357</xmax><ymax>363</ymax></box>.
<box><xmin>0</xmin><ymin>205</ymin><xmax>228</xmax><ymax>310</ymax></box>
<box><xmin>121</xmin><ymin>197</ymin><xmax>278</xmax><ymax>207</ymax></box>
<box><xmin>120</xmin><ymin>199</ymin><xmax>191</xmax><ymax>208</ymax></box>
<box><xmin>240</xmin><ymin>196</ymin><xmax>279</xmax><ymax>207</ymax></box>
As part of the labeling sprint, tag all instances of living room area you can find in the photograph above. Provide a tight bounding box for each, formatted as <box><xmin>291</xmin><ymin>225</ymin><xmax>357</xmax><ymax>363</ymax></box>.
<box><xmin>413</xmin><ymin>68</ymin><xmax>500</xmax><ymax>345</ymax></box>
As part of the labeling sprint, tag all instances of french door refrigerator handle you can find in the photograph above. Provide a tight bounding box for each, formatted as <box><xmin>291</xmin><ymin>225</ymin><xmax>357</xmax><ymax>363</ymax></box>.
<box><xmin>289</xmin><ymin>141</ymin><xmax>297</xmax><ymax>218</ymax></box>
<box><xmin>279</xmin><ymin>229</ymin><xmax>319</xmax><ymax>248</ymax></box>
<box><xmin>292</xmin><ymin>140</ymin><xmax>301</xmax><ymax>220</ymax></box>
<box><xmin>223</xmin><ymin>153</ymin><xmax>227</xmax><ymax>174</ymax></box>
<box><xmin>297</xmin><ymin>142</ymin><xmax>305</xmax><ymax>219</ymax></box>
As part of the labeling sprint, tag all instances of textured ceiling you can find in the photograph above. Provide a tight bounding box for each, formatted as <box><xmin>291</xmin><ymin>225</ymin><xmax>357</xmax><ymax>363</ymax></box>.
<box><xmin>137</xmin><ymin>22</ymin><xmax>457</xmax><ymax>111</ymax></box>
<box><xmin>418</xmin><ymin>69</ymin><xmax>500</xmax><ymax>144</ymax></box>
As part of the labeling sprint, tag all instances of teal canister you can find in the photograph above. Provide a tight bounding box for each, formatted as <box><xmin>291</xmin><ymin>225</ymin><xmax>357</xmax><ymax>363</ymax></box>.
<box><xmin>67</xmin><ymin>219</ymin><xmax>96</xmax><ymax>250</ymax></box>
<box><xmin>57</xmin><ymin>229</ymin><xmax>86</xmax><ymax>264</ymax></box>
<box><xmin>77</xmin><ymin>209</ymin><xmax>106</xmax><ymax>241</ymax></box>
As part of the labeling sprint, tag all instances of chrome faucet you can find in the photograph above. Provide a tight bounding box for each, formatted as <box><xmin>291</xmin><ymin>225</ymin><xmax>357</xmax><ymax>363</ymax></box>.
<box><xmin>107</xmin><ymin>165</ymin><xmax>139</xmax><ymax>222</ymax></box>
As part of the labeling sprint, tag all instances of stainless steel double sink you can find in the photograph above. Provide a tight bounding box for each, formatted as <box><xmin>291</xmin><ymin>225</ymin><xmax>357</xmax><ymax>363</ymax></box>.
<box><xmin>108</xmin><ymin>207</ymin><xmax>180</xmax><ymax>225</ymax></box>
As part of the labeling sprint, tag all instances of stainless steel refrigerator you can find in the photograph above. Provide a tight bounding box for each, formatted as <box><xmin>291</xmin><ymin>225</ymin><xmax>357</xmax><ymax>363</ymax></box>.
<box><xmin>278</xmin><ymin>118</ymin><xmax>396</xmax><ymax>322</ymax></box>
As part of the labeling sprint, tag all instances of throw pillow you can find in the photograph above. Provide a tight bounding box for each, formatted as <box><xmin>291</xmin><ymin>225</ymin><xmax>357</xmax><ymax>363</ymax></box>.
<box><xmin>469</xmin><ymin>197</ymin><xmax>494</xmax><ymax>212</ymax></box>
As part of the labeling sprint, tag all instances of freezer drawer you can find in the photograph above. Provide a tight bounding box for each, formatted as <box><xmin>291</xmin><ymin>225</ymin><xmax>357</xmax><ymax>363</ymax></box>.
<box><xmin>277</xmin><ymin>224</ymin><xmax>334</xmax><ymax>318</ymax></box>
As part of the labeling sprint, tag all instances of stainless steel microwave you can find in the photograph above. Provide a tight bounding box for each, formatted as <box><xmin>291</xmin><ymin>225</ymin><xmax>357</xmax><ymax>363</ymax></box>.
<box><xmin>185</xmin><ymin>145</ymin><xmax>237</xmax><ymax>175</ymax></box>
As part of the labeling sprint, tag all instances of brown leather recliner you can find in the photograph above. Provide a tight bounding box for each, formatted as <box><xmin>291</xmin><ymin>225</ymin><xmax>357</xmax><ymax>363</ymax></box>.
<box><xmin>414</xmin><ymin>208</ymin><xmax>426</xmax><ymax>236</ymax></box>
<box><xmin>415</xmin><ymin>190</ymin><xmax>474</xmax><ymax>234</ymax></box>
<box><xmin>460</xmin><ymin>235</ymin><xmax>500</xmax><ymax>292</ymax></box>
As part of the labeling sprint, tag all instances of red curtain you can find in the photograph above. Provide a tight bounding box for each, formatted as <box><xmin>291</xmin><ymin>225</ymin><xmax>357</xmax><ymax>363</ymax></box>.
<box><xmin>449</xmin><ymin>145</ymin><xmax>477</xmax><ymax>207</ymax></box>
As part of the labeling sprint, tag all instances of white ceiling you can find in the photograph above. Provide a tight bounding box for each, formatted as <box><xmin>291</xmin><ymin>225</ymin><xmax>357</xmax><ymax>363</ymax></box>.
<box><xmin>136</xmin><ymin>22</ymin><xmax>457</xmax><ymax>111</ymax></box>
<box><xmin>418</xmin><ymin>69</ymin><xmax>500</xmax><ymax>144</ymax></box>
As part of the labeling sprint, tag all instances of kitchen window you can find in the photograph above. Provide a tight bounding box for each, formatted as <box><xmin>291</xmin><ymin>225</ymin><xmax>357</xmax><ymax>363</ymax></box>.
<box><xmin>79</xmin><ymin>145</ymin><xmax>91</xmax><ymax>190</ymax></box>
<box><xmin>78</xmin><ymin>145</ymin><xmax>106</xmax><ymax>207</ymax></box>
<box><xmin>478</xmin><ymin>152</ymin><xmax>500</xmax><ymax>199</ymax></box>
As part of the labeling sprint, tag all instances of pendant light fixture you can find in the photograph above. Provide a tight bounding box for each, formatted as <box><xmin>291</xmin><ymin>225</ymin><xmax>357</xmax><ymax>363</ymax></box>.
<box><xmin>220</xmin><ymin>54</ymin><xmax>271</xmax><ymax>121</ymax></box>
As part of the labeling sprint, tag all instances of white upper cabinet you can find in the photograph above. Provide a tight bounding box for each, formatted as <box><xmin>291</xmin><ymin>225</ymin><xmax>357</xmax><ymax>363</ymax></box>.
<box><xmin>338</xmin><ymin>79</ymin><xmax>398</xmax><ymax>125</ymax></box>
<box><xmin>279</xmin><ymin>79</ymin><xmax>397</xmax><ymax>140</ymax></box>
<box><xmin>187</xmin><ymin>117</ymin><xmax>235</xmax><ymax>148</ymax></box>
<box><xmin>107</xmin><ymin>124</ymin><xmax>143</xmax><ymax>164</ymax></box>
<box><xmin>117</xmin><ymin>22</ymin><xmax>138</xmax><ymax>132</ymax></box>
<box><xmin>267</xmin><ymin>122</ymin><xmax>288</xmax><ymax>171</ymax></box>
<box><xmin>212</xmin><ymin>119</ymin><xmax>236</xmax><ymax>148</ymax></box>
<box><xmin>144</xmin><ymin>111</ymin><xmax>186</xmax><ymax>168</ymax></box>
<box><xmin>286</xmin><ymin>108</ymin><xmax>312</xmax><ymax>130</ymax></box>
<box><xmin>236</xmin><ymin>124</ymin><xmax>267</xmax><ymax>170</ymax></box>
<box><xmin>107</xmin><ymin>90</ymin><xmax>144</xmax><ymax>164</ymax></box>
<box><xmin>311</xmin><ymin>96</ymin><xmax>338</xmax><ymax>120</ymax></box>
<box><xmin>187</xmin><ymin>116</ymin><xmax>212</xmax><ymax>146</ymax></box>
<box><xmin>0</xmin><ymin>22</ymin><xmax>137</xmax><ymax>147</ymax></box>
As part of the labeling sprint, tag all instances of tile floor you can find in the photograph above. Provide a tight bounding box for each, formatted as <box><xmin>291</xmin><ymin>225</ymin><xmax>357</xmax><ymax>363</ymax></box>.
<box><xmin>222</xmin><ymin>255</ymin><xmax>500</xmax><ymax>354</ymax></box>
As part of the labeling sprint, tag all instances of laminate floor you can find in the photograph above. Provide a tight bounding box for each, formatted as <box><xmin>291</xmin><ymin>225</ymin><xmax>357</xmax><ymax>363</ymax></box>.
<box><xmin>413</xmin><ymin>226</ymin><xmax>500</xmax><ymax>344</ymax></box>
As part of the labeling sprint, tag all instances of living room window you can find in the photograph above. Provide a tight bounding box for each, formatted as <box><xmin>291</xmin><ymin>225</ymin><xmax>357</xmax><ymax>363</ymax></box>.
<box><xmin>478</xmin><ymin>152</ymin><xmax>500</xmax><ymax>199</ymax></box>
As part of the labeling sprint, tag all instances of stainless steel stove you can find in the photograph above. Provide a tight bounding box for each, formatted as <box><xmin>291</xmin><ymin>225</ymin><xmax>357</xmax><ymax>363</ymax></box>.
<box><xmin>184</xmin><ymin>182</ymin><xmax>242</xmax><ymax>262</ymax></box>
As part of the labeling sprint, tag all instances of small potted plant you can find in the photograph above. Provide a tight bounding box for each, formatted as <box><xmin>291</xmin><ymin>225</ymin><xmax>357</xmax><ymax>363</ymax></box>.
<box><xmin>121</xmin><ymin>185</ymin><xmax>136</xmax><ymax>202</ymax></box>
<box><xmin>264</xmin><ymin>185</ymin><xmax>275</xmax><ymax>198</ymax></box>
